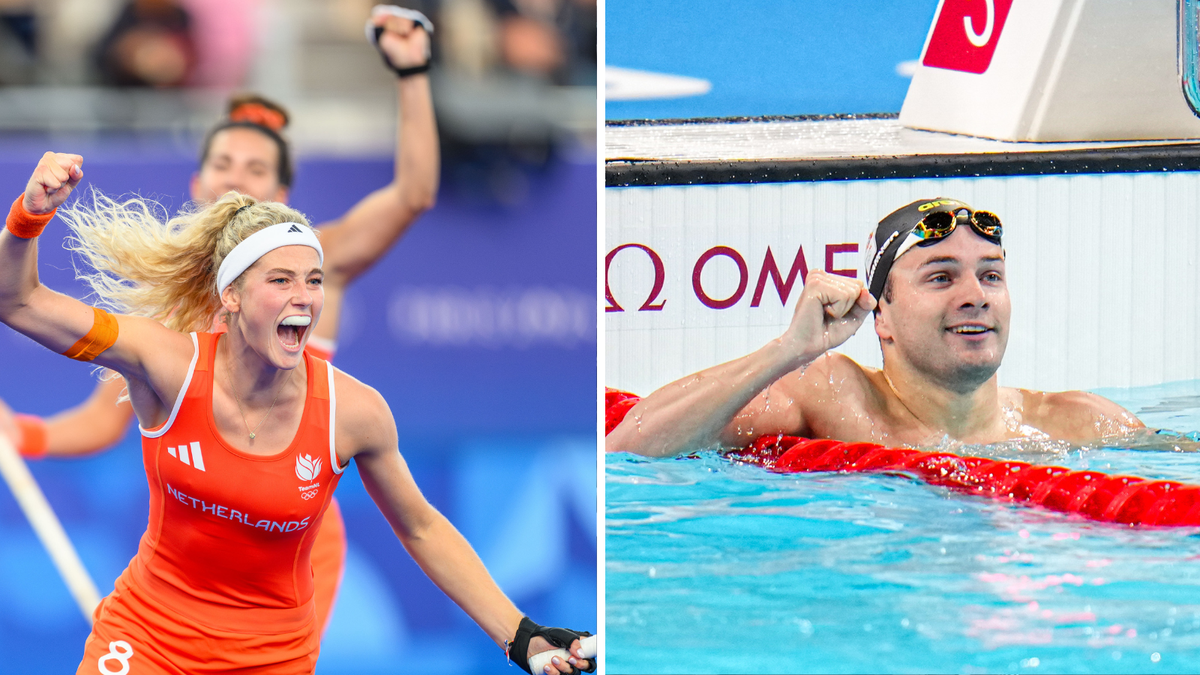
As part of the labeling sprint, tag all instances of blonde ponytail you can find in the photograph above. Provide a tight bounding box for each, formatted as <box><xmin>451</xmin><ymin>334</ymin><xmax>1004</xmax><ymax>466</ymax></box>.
<box><xmin>59</xmin><ymin>190</ymin><xmax>313</xmax><ymax>332</ymax></box>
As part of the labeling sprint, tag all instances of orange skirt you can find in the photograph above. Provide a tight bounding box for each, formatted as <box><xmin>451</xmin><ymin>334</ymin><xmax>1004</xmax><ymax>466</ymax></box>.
<box><xmin>77</xmin><ymin>567</ymin><xmax>319</xmax><ymax>675</ymax></box>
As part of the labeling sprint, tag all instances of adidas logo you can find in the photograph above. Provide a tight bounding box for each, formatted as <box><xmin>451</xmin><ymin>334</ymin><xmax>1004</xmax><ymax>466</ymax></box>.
<box><xmin>168</xmin><ymin>442</ymin><xmax>206</xmax><ymax>472</ymax></box>
<box><xmin>287</xmin><ymin>224</ymin><xmax>303</xmax><ymax>233</ymax></box>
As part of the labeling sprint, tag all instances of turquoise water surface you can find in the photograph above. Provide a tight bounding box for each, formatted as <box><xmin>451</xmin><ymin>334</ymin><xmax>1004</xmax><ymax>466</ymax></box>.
<box><xmin>606</xmin><ymin>380</ymin><xmax>1200</xmax><ymax>674</ymax></box>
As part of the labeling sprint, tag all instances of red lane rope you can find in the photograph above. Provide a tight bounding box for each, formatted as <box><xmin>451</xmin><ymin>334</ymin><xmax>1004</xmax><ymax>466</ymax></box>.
<box><xmin>605</xmin><ymin>388</ymin><xmax>641</xmax><ymax>436</ymax></box>
<box><xmin>605</xmin><ymin>389</ymin><xmax>1200</xmax><ymax>527</ymax></box>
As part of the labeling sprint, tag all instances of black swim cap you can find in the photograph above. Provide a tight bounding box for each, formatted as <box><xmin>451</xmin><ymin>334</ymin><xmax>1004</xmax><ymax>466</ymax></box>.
<box><xmin>863</xmin><ymin>198</ymin><xmax>999</xmax><ymax>301</ymax></box>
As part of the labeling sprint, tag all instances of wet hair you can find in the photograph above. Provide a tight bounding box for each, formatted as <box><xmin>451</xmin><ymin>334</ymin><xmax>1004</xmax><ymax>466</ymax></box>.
<box><xmin>198</xmin><ymin>93</ymin><xmax>294</xmax><ymax>188</ymax></box>
<box><xmin>873</xmin><ymin>276</ymin><xmax>895</xmax><ymax>316</ymax></box>
<box><xmin>60</xmin><ymin>190</ymin><xmax>312</xmax><ymax>333</ymax></box>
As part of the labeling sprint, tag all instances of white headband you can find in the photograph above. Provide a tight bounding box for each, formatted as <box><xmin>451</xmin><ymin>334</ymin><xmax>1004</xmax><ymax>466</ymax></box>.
<box><xmin>216</xmin><ymin>222</ymin><xmax>324</xmax><ymax>295</ymax></box>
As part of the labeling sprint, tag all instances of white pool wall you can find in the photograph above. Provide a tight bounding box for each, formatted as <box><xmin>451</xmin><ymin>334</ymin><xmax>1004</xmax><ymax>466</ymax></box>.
<box><xmin>606</xmin><ymin>171</ymin><xmax>1200</xmax><ymax>397</ymax></box>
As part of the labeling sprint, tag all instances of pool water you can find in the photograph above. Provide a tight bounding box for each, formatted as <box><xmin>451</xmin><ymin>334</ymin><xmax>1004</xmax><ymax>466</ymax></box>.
<box><xmin>605</xmin><ymin>380</ymin><xmax>1200</xmax><ymax>674</ymax></box>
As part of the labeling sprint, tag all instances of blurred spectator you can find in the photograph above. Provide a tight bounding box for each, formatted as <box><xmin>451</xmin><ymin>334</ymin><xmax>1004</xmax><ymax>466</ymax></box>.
<box><xmin>376</xmin><ymin>0</ymin><xmax>595</xmax><ymax>205</ymax></box>
<box><xmin>95</xmin><ymin>0</ymin><xmax>196</xmax><ymax>87</ymax></box>
<box><xmin>0</xmin><ymin>0</ymin><xmax>37</xmax><ymax>85</ymax></box>
<box><xmin>438</xmin><ymin>0</ymin><xmax>497</xmax><ymax>79</ymax></box>
<box><xmin>5</xmin><ymin>0</ymin><xmax>597</xmax><ymax>92</ymax></box>
<box><xmin>492</xmin><ymin>0</ymin><xmax>594</xmax><ymax>85</ymax></box>
<box><xmin>433</xmin><ymin>0</ymin><xmax>594</xmax><ymax>85</ymax></box>
<box><xmin>177</xmin><ymin>0</ymin><xmax>259</xmax><ymax>88</ymax></box>
<box><xmin>0</xmin><ymin>0</ymin><xmax>594</xmax><ymax>204</ymax></box>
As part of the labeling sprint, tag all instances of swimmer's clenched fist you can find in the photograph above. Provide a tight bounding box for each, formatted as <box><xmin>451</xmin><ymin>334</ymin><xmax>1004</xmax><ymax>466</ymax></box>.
<box><xmin>24</xmin><ymin>152</ymin><xmax>83</xmax><ymax>215</ymax></box>
<box><xmin>781</xmin><ymin>270</ymin><xmax>876</xmax><ymax>365</ymax></box>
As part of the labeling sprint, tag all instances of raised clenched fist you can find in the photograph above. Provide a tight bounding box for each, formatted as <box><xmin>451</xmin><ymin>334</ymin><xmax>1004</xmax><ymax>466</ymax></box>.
<box><xmin>781</xmin><ymin>269</ymin><xmax>876</xmax><ymax>365</ymax></box>
<box><xmin>371</xmin><ymin>7</ymin><xmax>432</xmax><ymax>71</ymax></box>
<box><xmin>24</xmin><ymin>152</ymin><xmax>84</xmax><ymax>215</ymax></box>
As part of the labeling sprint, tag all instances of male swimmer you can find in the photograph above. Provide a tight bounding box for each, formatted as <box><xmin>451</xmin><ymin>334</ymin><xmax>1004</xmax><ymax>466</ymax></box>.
<box><xmin>607</xmin><ymin>198</ymin><xmax>1144</xmax><ymax>457</ymax></box>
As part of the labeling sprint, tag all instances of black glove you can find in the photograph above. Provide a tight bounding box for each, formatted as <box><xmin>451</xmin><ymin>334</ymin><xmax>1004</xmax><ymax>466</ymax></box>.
<box><xmin>364</xmin><ymin>5</ymin><xmax>434</xmax><ymax>78</ymax></box>
<box><xmin>508</xmin><ymin>616</ymin><xmax>596</xmax><ymax>674</ymax></box>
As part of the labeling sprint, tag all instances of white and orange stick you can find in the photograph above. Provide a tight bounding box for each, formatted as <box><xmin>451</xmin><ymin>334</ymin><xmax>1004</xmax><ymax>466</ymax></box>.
<box><xmin>0</xmin><ymin>432</ymin><xmax>100</xmax><ymax>624</ymax></box>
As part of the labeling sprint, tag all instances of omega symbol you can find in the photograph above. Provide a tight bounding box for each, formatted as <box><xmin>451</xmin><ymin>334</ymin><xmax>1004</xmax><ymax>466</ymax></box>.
<box><xmin>605</xmin><ymin>243</ymin><xmax>667</xmax><ymax>312</ymax></box>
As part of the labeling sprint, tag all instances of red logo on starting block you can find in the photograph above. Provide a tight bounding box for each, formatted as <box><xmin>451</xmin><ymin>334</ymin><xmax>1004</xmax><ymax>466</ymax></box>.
<box><xmin>922</xmin><ymin>0</ymin><xmax>1014</xmax><ymax>74</ymax></box>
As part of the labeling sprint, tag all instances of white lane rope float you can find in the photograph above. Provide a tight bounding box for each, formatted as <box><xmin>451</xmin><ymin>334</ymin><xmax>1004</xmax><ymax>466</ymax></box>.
<box><xmin>0</xmin><ymin>432</ymin><xmax>101</xmax><ymax>624</ymax></box>
<box><xmin>527</xmin><ymin>634</ymin><xmax>598</xmax><ymax>674</ymax></box>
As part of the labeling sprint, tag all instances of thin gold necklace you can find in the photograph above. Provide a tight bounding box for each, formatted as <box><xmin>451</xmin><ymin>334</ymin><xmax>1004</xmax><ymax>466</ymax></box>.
<box><xmin>225</xmin><ymin>341</ymin><xmax>291</xmax><ymax>441</ymax></box>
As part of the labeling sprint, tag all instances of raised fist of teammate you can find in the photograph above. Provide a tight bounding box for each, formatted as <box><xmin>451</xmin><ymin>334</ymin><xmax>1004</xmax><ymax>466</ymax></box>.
<box><xmin>371</xmin><ymin>8</ymin><xmax>432</xmax><ymax>71</ymax></box>
<box><xmin>24</xmin><ymin>152</ymin><xmax>84</xmax><ymax>215</ymax></box>
<box><xmin>780</xmin><ymin>269</ymin><xmax>875</xmax><ymax>365</ymax></box>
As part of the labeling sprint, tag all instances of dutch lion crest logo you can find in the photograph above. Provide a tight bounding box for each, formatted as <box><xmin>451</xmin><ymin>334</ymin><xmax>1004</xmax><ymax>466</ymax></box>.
<box><xmin>295</xmin><ymin>453</ymin><xmax>322</xmax><ymax>483</ymax></box>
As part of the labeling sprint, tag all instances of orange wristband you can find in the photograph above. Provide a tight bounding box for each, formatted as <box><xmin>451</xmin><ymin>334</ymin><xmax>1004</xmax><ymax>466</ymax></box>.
<box><xmin>5</xmin><ymin>194</ymin><xmax>55</xmax><ymax>239</ymax></box>
<box><xmin>64</xmin><ymin>306</ymin><xmax>119</xmax><ymax>362</ymax></box>
<box><xmin>14</xmin><ymin>414</ymin><xmax>47</xmax><ymax>458</ymax></box>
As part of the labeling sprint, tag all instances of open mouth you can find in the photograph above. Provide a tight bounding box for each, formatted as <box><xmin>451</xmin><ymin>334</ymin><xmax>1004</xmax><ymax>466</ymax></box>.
<box><xmin>278</xmin><ymin>315</ymin><xmax>311</xmax><ymax>351</ymax></box>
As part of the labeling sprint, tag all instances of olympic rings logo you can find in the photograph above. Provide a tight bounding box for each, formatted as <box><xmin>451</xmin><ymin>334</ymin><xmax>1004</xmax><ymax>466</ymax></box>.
<box><xmin>98</xmin><ymin>640</ymin><xmax>133</xmax><ymax>675</ymax></box>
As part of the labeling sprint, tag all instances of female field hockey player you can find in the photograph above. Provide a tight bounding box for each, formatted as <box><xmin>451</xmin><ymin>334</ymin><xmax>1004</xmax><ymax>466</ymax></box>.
<box><xmin>0</xmin><ymin>150</ymin><xmax>592</xmax><ymax>674</ymax></box>
<box><xmin>0</xmin><ymin>4</ymin><xmax>442</xmax><ymax>637</ymax></box>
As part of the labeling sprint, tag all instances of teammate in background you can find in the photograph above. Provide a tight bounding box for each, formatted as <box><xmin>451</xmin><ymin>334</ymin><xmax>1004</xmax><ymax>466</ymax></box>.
<box><xmin>0</xmin><ymin>151</ymin><xmax>592</xmax><ymax>674</ymax></box>
<box><xmin>0</xmin><ymin>6</ymin><xmax>437</xmax><ymax>635</ymax></box>
<box><xmin>607</xmin><ymin>198</ymin><xmax>1144</xmax><ymax>457</ymax></box>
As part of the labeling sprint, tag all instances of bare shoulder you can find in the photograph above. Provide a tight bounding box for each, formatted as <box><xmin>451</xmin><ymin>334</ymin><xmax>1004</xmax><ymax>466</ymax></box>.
<box><xmin>790</xmin><ymin>352</ymin><xmax>880</xmax><ymax>435</ymax></box>
<box><xmin>794</xmin><ymin>352</ymin><xmax>875</xmax><ymax>398</ymax></box>
<box><xmin>1021</xmin><ymin>388</ymin><xmax>1132</xmax><ymax>420</ymax></box>
<box><xmin>120</xmin><ymin>318</ymin><xmax>205</xmax><ymax>398</ymax></box>
<box><xmin>1019</xmin><ymin>388</ymin><xmax>1144</xmax><ymax>442</ymax></box>
<box><xmin>111</xmin><ymin>314</ymin><xmax>195</xmax><ymax>370</ymax></box>
<box><xmin>330</xmin><ymin>366</ymin><xmax>397</xmax><ymax>459</ymax></box>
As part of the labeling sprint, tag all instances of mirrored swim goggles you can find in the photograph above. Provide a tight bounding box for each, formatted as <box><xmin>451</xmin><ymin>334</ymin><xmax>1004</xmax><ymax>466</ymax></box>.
<box><xmin>891</xmin><ymin>204</ymin><xmax>1003</xmax><ymax>262</ymax></box>
<box><xmin>864</xmin><ymin>198</ymin><xmax>1004</xmax><ymax>300</ymax></box>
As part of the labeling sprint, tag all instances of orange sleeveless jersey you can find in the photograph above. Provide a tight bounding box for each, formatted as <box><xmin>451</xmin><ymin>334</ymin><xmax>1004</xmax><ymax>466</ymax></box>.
<box><xmin>299</xmin><ymin>337</ymin><xmax>345</xmax><ymax>636</ymax></box>
<box><xmin>78</xmin><ymin>332</ymin><xmax>345</xmax><ymax>674</ymax></box>
<box><xmin>203</xmin><ymin>329</ymin><xmax>344</xmax><ymax>636</ymax></box>
<box><xmin>212</xmin><ymin>329</ymin><xmax>344</xmax><ymax>635</ymax></box>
